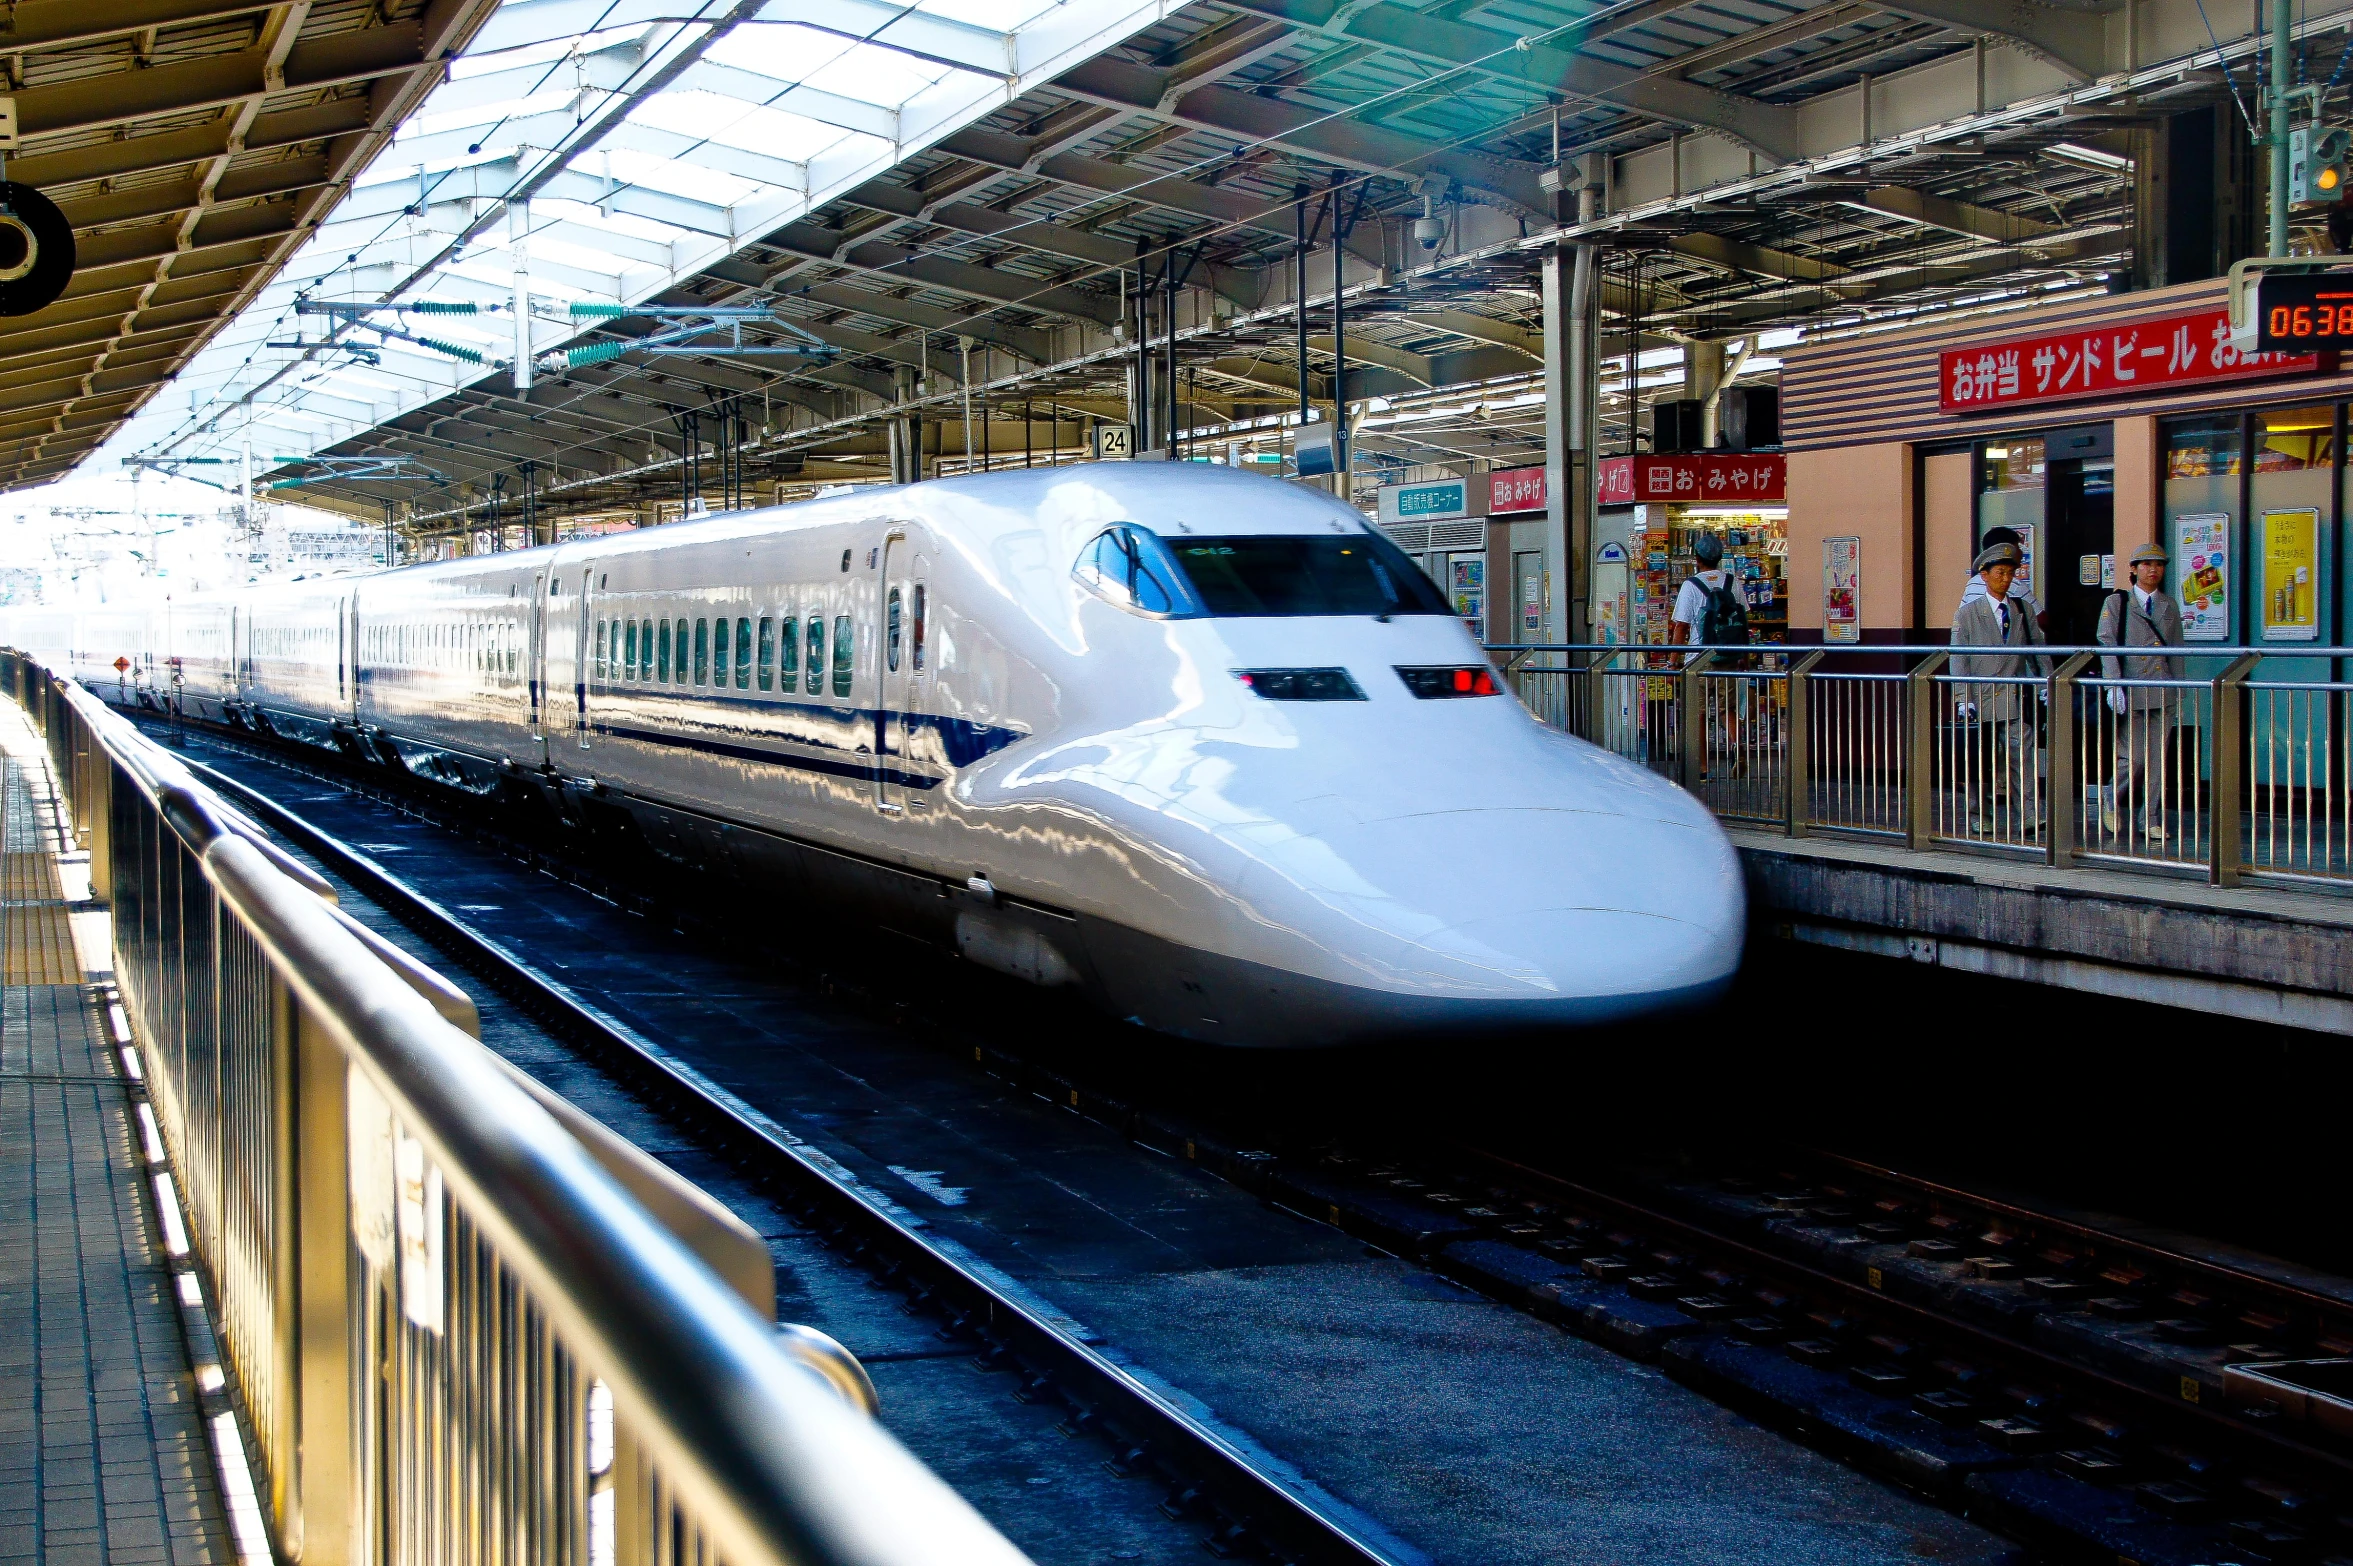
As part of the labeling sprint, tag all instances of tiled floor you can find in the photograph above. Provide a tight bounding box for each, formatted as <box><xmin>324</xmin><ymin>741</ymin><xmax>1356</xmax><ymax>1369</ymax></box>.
<box><xmin>0</xmin><ymin>723</ymin><xmax>230</xmax><ymax>1566</ymax></box>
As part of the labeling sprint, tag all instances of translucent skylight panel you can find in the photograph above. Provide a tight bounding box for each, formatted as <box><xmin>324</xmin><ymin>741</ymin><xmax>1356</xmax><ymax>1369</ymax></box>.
<box><xmin>703</xmin><ymin>26</ymin><xmax>851</xmax><ymax>81</ymax></box>
<box><xmin>534</xmin><ymin>197</ymin><xmax>690</xmax><ymax>246</ymax></box>
<box><xmin>409</xmin><ymin>87</ymin><xmax>582</xmax><ymax>140</ymax></box>
<box><xmin>913</xmin><ymin>0</ymin><xmax>1055</xmax><ymax>31</ymax></box>
<box><xmin>797</xmin><ymin>38</ymin><xmax>954</xmax><ymax>108</ymax></box>
<box><xmin>599</xmin><ymin>146</ymin><xmax>768</xmax><ymax>205</ymax></box>
<box><xmin>634</xmin><ymin>92</ymin><xmax>859</xmax><ymax>161</ymax></box>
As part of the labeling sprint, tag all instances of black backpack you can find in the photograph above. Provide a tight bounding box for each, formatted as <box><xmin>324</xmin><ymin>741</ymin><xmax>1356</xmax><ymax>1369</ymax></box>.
<box><xmin>1693</xmin><ymin>572</ymin><xmax>1750</xmax><ymax>646</ymax></box>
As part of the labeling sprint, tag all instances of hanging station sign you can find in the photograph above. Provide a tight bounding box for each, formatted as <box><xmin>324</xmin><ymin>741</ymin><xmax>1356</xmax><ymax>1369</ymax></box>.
<box><xmin>1939</xmin><ymin>307</ymin><xmax>2320</xmax><ymax>414</ymax></box>
<box><xmin>1489</xmin><ymin>465</ymin><xmax>1546</xmax><ymax>515</ymax></box>
<box><xmin>1377</xmin><ymin>477</ymin><xmax>1473</xmax><ymax>523</ymax></box>
<box><xmin>1596</xmin><ymin>454</ymin><xmax>1784</xmax><ymax>505</ymax></box>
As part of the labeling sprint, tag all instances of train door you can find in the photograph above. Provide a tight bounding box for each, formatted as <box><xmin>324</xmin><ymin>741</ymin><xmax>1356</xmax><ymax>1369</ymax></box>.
<box><xmin>529</xmin><ymin>568</ymin><xmax>548</xmax><ymax>748</ymax></box>
<box><xmin>573</xmin><ymin>565</ymin><xmax>595</xmax><ymax>749</ymax></box>
<box><xmin>877</xmin><ymin>527</ymin><xmax>909</xmax><ymax>814</ymax></box>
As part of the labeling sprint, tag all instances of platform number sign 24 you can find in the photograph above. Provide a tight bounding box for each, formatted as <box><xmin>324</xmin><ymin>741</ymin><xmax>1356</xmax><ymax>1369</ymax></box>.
<box><xmin>1092</xmin><ymin>424</ymin><xmax>1133</xmax><ymax>460</ymax></box>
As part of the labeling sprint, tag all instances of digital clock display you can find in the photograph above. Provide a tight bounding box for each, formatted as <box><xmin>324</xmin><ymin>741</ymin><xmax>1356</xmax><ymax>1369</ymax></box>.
<box><xmin>2256</xmin><ymin>272</ymin><xmax>2353</xmax><ymax>350</ymax></box>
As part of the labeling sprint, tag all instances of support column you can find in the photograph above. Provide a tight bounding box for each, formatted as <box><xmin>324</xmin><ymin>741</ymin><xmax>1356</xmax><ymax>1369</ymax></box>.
<box><xmin>1543</xmin><ymin>154</ymin><xmax>1605</xmax><ymax>645</ymax></box>
<box><xmin>1686</xmin><ymin>341</ymin><xmax>1726</xmax><ymax>448</ymax></box>
<box><xmin>889</xmin><ymin>365</ymin><xmax>918</xmax><ymax>485</ymax></box>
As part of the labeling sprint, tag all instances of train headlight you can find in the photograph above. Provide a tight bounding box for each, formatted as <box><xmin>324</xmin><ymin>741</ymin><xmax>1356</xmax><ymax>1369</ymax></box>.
<box><xmin>1395</xmin><ymin>666</ymin><xmax>1501</xmax><ymax>698</ymax></box>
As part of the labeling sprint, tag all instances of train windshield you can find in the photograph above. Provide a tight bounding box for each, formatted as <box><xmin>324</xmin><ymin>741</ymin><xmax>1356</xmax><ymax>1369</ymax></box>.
<box><xmin>1169</xmin><ymin>533</ymin><xmax>1452</xmax><ymax>618</ymax></box>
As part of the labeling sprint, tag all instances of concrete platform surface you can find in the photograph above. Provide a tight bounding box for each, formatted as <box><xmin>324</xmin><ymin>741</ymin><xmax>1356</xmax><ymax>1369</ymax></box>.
<box><xmin>0</xmin><ymin>723</ymin><xmax>231</xmax><ymax>1566</ymax></box>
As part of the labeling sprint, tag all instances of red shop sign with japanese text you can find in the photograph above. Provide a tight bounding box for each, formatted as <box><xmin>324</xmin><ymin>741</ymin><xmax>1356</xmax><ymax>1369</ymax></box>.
<box><xmin>1939</xmin><ymin>307</ymin><xmax>2320</xmax><ymax>413</ymax></box>
<box><xmin>1597</xmin><ymin>454</ymin><xmax>1784</xmax><ymax>505</ymax></box>
<box><xmin>1490</xmin><ymin>464</ymin><xmax>1547</xmax><ymax>514</ymax></box>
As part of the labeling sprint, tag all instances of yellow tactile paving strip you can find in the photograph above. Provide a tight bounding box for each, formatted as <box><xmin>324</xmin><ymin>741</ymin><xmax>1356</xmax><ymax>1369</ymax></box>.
<box><xmin>1</xmin><ymin>776</ymin><xmax>79</xmax><ymax>986</ymax></box>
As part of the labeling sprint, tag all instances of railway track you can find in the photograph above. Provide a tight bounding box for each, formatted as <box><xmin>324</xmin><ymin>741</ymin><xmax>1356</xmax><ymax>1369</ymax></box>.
<box><xmin>153</xmin><ymin>711</ymin><xmax>2353</xmax><ymax>1564</ymax></box>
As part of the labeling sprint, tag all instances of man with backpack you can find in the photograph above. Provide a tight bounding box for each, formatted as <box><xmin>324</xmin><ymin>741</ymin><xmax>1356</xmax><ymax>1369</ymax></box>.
<box><xmin>1671</xmin><ymin>531</ymin><xmax>1749</xmax><ymax>650</ymax></box>
<box><xmin>2095</xmin><ymin>543</ymin><xmax>2184</xmax><ymax>843</ymax></box>
<box><xmin>1671</xmin><ymin>531</ymin><xmax>1750</xmax><ymax>775</ymax></box>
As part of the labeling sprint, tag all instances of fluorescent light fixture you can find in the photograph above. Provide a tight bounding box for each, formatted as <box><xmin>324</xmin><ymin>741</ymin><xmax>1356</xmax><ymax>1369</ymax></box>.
<box><xmin>2046</xmin><ymin>142</ymin><xmax>2131</xmax><ymax>172</ymax></box>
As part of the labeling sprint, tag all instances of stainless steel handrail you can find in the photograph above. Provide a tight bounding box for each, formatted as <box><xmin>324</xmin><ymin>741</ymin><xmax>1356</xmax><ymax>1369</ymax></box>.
<box><xmin>18</xmin><ymin>657</ymin><xmax>1030</xmax><ymax>1566</ymax></box>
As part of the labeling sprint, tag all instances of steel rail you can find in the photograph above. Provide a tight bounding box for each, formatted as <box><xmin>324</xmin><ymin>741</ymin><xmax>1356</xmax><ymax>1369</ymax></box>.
<box><xmin>1455</xmin><ymin>1145</ymin><xmax>2353</xmax><ymax>1481</ymax></box>
<box><xmin>36</xmin><ymin>668</ymin><xmax>1035</xmax><ymax>1566</ymax></box>
<box><xmin>168</xmin><ymin>730</ymin><xmax>1406</xmax><ymax>1566</ymax></box>
<box><xmin>1799</xmin><ymin>1146</ymin><xmax>2353</xmax><ymax>1323</ymax></box>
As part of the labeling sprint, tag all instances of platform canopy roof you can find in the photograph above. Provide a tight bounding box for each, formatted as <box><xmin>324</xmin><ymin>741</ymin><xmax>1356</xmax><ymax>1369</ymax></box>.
<box><xmin>78</xmin><ymin>0</ymin><xmax>1175</xmax><ymax>488</ymax></box>
<box><xmin>45</xmin><ymin>0</ymin><xmax>2351</xmax><ymax>522</ymax></box>
<box><xmin>0</xmin><ymin>0</ymin><xmax>511</xmax><ymax>489</ymax></box>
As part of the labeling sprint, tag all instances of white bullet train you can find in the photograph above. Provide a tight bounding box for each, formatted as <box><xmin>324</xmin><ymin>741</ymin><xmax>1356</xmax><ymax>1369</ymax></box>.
<box><xmin>10</xmin><ymin>463</ymin><xmax>1744</xmax><ymax>1046</ymax></box>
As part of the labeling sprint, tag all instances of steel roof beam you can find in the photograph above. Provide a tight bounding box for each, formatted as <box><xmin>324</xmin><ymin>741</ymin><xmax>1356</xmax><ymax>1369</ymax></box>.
<box><xmin>1844</xmin><ymin>182</ymin><xmax>2064</xmax><ymax>244</ymax></box>
<box><xmin>1874</xmin><ymin>0</ymin><xmax>2109</xmax><ymax>81</ymax></box>
<box><xmin>1053</xmin><ymin>56</ymin><xmax>1553</xmax><ymax>215</ymax></box>
<box><xmin>16</xmin><ymin>25</ymin><xmax>429</xmax><ymax>142</ymax></box>
<box><xmin>1212</xmin><ymin>0</ymin><xmax>1804</xmax><ymax>161</ymax></box>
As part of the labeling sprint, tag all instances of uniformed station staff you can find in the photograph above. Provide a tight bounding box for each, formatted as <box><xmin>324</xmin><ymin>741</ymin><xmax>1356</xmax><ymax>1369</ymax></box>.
<box><xmin>1950</xmin><ymin>539</ymin><xmax>2050</xmax><ymax>837</ymax></box>
<box><xmin>2096</xmin><ymin>542</ymin><xmax>2184</xmax><ymax>843</ymax></box>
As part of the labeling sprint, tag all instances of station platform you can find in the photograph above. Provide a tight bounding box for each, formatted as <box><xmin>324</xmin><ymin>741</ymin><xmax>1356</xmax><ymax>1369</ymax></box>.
<box><xmin>1730</xmin><ymin>826</ymin><xmax>2353</xmax><ymax>1034</ymax></box>
<box><xmin>0</xmin><ymin>712</ymin><xmax>234</xmax><ymax>1564</ymax></box>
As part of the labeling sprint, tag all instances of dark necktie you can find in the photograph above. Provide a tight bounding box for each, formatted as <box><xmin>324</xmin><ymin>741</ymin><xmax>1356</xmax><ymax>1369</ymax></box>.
<box><xmin>1997</xmin><ymin>601</ymin><xmax>2009</xmax><ymax>638</ymax></box>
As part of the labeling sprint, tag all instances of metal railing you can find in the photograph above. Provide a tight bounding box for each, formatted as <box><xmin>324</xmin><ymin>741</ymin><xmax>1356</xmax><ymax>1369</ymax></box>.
<box><xmin>1496</xmin><ymin>642</ymin><xmax>2353</xmax><ymax>891</ymax></box>
<box><xmin>3</xmin><ymin>650</ymin><xmax>1030</xmax><ymax>1566</ymax></box>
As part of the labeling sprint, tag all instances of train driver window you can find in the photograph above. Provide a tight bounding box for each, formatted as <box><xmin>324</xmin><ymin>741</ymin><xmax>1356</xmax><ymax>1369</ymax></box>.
<box><xmin>887</xmin><ymin>588</ymin><xmax>903</xmax><ymax>672</ymax></box>
<box><xmin>805</xmin><ymin>618</ymin><xmax>824</xmax><ymax>698</ymax></box>
<box><xmin>735</xmin><ymin>617</ymin><xmax>752</xmax><ymax>688</ymax></box>
<box><xmin>779</xmin><ymin>616</ymin><xmax>799</xmax><ymax>694</ymax></box>
<box><xmin>912</xmin><ymin>586</ymin><xmax>927</xmax><ymax>672</ymax></box>
<box><xmin>626</xmin><ymin>620</ymin><xmax>638</xmax><ymax>679</ymax></box>
<box><xmin>757</xmin><ymin>617</ymin><xmax>775</xmax><ymax>690</ymax></box>
<box><xmin>696</xmin><ymin>619</ymin><xmax>711</xmax><ymax>686</ymax></box>
<box><xmin>831</xmin><ymin>614</ymin><xmax>853</xmax><ymax>697</ymax></box>
<box><xmin>1074</xmin><ymin>525</ymin><xmax>1194</xmax><ymax>617</ymax></box>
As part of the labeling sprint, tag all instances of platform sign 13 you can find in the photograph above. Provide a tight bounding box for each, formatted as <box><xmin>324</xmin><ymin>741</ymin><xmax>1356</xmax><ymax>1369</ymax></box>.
<box><xmin>2256</xmin><ymin>271</ymin><xmax>2353</xmax><ymax>352</ymax></box>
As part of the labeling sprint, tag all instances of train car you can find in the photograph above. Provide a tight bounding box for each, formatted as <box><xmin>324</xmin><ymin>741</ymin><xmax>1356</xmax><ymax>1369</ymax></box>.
<box><xmin>9</xmin><ymin>463</ymin><xmax>1745</xmax><ymax>1046</ymax></box>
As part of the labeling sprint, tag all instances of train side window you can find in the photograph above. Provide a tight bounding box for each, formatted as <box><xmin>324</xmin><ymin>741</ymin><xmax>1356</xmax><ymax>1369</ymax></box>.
<box><xmin>831</xmin><ymin>614</ymin><xmax>853</xmax><ymax>697</ymax></box>
<box><xmin>594</xmin><ymin>619</ymin><xmax>607</xmax><ymax>680</ymax></box>
<box><xmin>674</xmin><ymin>619</ymin><xmax>689</xmax><ymax>683</ymax></box>
<box><xmin>886</xmin><ymin>588</ymin><xmax>902</xmax><ymax>672</ymax></box>
<box><xmin>658</xmin><ymin>618</ymin><xmax>672</xmax><ymax>682</ymax></box>
<box><xmin>712</xmin><ymin>618</ymin><xmax>728</xmax><ymax>690</ymax></box>
<box><xmin>695</xmin><ymin>619</ymin><xmax>711</xmax><ymax>685</ymax></box>
<box><xmin>608</xmin><ymin>620</ymin><xmax>620</xmax><ymax>680</ymax></box>
<box><xmin>625</xmin><ymin>620</ymin><xmax>638</xmax><ymax>679</ymax></box>
<box><xmin>756</xmin><ymin>617</ymin><xmax>774</xmax><ymax>690</ymax></box>
<box><xmin>735</xmin><ymin>617</ymin><xmax>752</xmax><ymax>688</ymax></box>
<box><xmin>804</xmin><ymin>617</ymin><xmax>823</xmax><ymax>698</ymax></box>
<box><xmin>912</xmin><ymin>586</ymin><xmax>927</xmax><ymax>672</ymax></box>
<box><xmin>778</xmin><ymin>616</ymin><xmax>798</xmax><ymax>694</ymax></box>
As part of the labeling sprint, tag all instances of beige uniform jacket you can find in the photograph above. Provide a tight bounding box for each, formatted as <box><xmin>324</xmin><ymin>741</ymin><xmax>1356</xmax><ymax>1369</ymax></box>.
<box><xmin>1950</xmin><ymin>593</ymin><xmax>2050</xmax><ymax>721</ymax></box>
<box><xmin>2096</xmin><ymin>590</ymin><xmax>2185</xmax><ymax>714</ymax></box>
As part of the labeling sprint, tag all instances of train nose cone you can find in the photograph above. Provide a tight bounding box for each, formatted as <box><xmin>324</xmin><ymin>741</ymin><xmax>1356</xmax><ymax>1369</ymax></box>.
<box><xmin>1235</xmin><ymin>803</ymin><xmax>1743</xmax><ymax>1025</ymax></box>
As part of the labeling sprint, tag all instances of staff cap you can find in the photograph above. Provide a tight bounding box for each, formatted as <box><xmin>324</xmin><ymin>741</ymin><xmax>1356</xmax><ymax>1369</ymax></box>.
<box><xmin>1973</xmin><ymin>541</ymin><xmax>2022</xmax><ymax>573</ymax></box>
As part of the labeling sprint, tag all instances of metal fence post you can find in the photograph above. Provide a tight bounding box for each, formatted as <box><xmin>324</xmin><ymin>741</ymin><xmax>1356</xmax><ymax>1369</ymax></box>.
<box><xmin>1583</xmin><ymin>650</ymin><xmax>1612</xmax><ymax>746</ymax></box>
<box><xmin>1678</xmin><ymin>650</ymin><xmax>1717</xmax><ymax>792</ymax></box>
<box><xmin>1905</xmin><ymin>651</ymin><xmax>1950</xmax><ymax>850</ymax></box>
<box><xmin>1784</xmin><ymin>649</ymin><xmax>1825</xmax><ymax>837</ymax></box>
<box><xmin>292</xmin><ymin>1005</ymin><xmax>353</xmax><ymax>1566</ymax></box>
<box><xmin>2045</xmin><ymin>650</ymin><xmax>2096</xmax><ymax>868</ymax></box>
<box><xmin>2211</xmin><ymin>653</ymin><xmax>2260</xmax><ymax>887</ymax></box>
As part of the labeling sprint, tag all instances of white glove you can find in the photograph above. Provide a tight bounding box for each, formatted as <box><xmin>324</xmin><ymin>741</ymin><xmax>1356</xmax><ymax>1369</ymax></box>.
<box><xmin>1956</xmin><ymin>701</ymin><xmax>1978</xmax><ymax>722</ymax></box>
<box><xmin>2038</xmin><ymin>685</ymin><xmax>2049</xmax><ymax>707</ymax></box>
<box><xmin>2107</xmin><ymin>688</ymin><xmax>2127</xmax><ymax>715</ymax></box>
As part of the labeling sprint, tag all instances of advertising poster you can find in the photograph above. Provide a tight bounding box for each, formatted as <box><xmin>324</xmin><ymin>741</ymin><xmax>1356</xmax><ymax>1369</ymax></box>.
<box><xmin>2262</xmin><ymin>508</ymin><xmax>2320</xmax><ymax>640</ymax></box>
<box><xmin>2010</xmin><ymin>522</ymin><xmax>2039</xmax><ymax>601</ymax></box>
<box><xmin>1824</xmin><ymin>536</ymin><xmax>1861</xmax><ymax>644</ymax></box>
<box><xmin>1450</xmin><ymin>556</ymin><xmax>1485</xmax><ymax>634</ymax></box>
<box><xmin>2176</xmin><ymin>512</ymin><xmax>2231</xmax><ymax>641</ymax></box>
